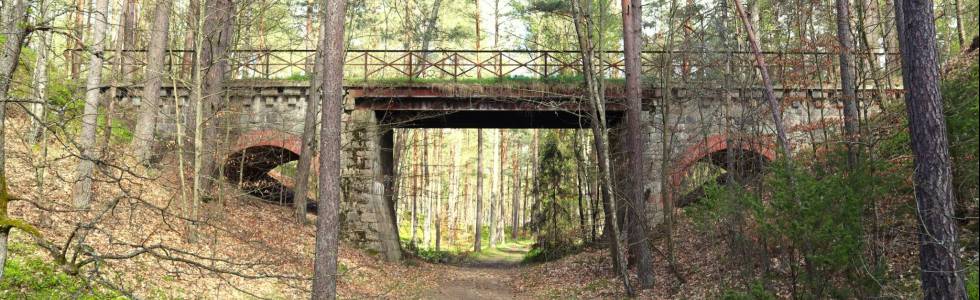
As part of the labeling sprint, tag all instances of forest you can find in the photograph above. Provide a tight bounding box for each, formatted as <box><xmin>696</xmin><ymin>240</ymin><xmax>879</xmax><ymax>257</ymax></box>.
<box><xmin>0</xmin><ymin>0</ymin><xmax>978</xmax><ymax>298</ymax></box>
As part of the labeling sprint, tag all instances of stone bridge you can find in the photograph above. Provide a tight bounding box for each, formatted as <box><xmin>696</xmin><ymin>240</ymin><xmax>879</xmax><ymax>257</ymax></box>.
<box><xmin>116</xmin><ymin>80</ymin><xmax>896</xmax><ymax>260</ymax></box>
<box><xmin>109</xmin><ymin>49</ymin><xmax>900</xmax><ymax>260</ymax></box>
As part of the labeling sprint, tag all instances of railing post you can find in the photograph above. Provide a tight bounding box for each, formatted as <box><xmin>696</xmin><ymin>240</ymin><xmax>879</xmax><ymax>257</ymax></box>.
<box><xmin>264</xmin><ymin>50</ymin><xmax>271</xmax><ymax>78</ymax></box>
<box><xmin>543</xmin><ymin>52</ymin><xmax>549</xmax><ymax>78</ymax></box>
<box><xmin>407</xmin><ymin>52</ymin><xmax>414</xmax><ymax>81</ymax></box>
<box><xmin>453</xmin><ymin>52</ymin><xmax>459</xmax><ymax>82</ymax></box>
<box><xmin>496</xmin><ymin>51</ymin><xmax>502</xmax><ymax>81</ymax></box>
<box><xmin>364</xmin><ymin>51</ymin><xmax>369</xmax><ymax>82</ymax></box>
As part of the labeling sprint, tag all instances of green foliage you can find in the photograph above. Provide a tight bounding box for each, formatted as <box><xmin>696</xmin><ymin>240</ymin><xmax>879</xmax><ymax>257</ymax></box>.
<box><xmin>523</xmin><ymin>130</ymin><xmax>590</xmax><ymax>262</ymax></box>
<box><xmin>284</xmin><ymin>72</ymin><xmax>311</xmax><ymax>82</ymax></box>
<box><xmin>522</xmin><ymin>241</ymin><xmax>582</xmax><ymax>263</ymax></box>
<box><xmin>689</xmin><ymin>156</ymin><xmax>896</xmax><ymax>298</ymax></box>
<box><xmin>764</xmin><ymin>161</ymin><xmax>883</xmax><ymax>298</ymax></box>
<box><xmin>720</xmin><ymin>281</ymin><xmax>777</xmax><ymax>300</ymax></box>
<box><xmin>414</xmin><ymin>248</ymin><xmax>455</xmax><ymax>263</ymax></box>
<box><xmin>46</xmin><ymin>79</ymin><xmax>84</xmax><ymax>114</ymax></box>
<box><xmin>1</xmin><ymin>238</ymin><xmax>122</xmax><ymax>300</ymax></box>
<box><xmin>99</xmin><ymin>115</ymin><xmax>134</xmax><ymax>144</ymax></box>
<box><xmin>942</xmin><ymin>59</ymin><xmax>980</xmax><ymax>216</ymax></box>
<box><xmin>968</xmin><ymin>265</ymin><xmax>979</xmax><ymax>300</ymax></box>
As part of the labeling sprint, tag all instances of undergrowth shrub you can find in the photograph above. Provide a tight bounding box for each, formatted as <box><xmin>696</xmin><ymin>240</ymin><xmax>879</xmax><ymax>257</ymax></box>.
<box><xmin>942</xmin><ymin>58</ymin><xmax>980</xmax><ymax>238</ymax></box>
<box><xmin>689</xmin><ymin>156</ymin><xmax>896</xmax><ymax>298</ymax></box>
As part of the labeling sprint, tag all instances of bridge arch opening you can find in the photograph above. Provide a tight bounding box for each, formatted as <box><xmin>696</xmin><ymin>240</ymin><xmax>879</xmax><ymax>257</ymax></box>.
<box><xmin>224</xmin><ymin>144</ymin><xmax>303</xmax><ymax>205</ymax></box>
<box><xmin>670</xmin><ymin>136</ymin><xmax>776</xmax><ymax>207</ymax></box>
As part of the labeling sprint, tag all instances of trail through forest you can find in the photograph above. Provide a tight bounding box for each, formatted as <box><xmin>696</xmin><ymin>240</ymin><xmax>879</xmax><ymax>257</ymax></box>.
<box><xmin>422</xmin><ymin>241</ymin><xmax>531</xmax><ymax>299</ymax></box>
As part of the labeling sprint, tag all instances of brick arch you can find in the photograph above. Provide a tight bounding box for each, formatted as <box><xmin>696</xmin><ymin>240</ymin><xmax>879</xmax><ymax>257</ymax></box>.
<box><xmin>230</xmin><ymin>129</ymin><xmax>303</xmax><ymax>157</ymax></box>
<box><xmin>668</xmin><ymin>134</ymin><xmax>777</xmax><ymax>189</ymax></box>
<box><xmin>224</xmin><ymin>130</ymin><xmax>317</xmax><ymax>204</ymax></box>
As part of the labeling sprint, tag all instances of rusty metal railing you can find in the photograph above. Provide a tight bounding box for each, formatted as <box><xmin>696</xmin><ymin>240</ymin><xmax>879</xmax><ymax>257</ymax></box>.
<box><xmin>89</xmin><ymin>49</ymin><xmax>901</xmax><ymax>88</ymax></box>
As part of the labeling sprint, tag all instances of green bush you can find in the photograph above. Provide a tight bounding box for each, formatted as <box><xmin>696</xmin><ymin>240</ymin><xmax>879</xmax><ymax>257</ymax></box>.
<box><xmin>967</xmin><ymin>264</ymin><xmax>979</xmax><ymax>300</ymax></box>
<box><xmin>414</xmin><ymin>248</ymin><xmax>455</xmax><ymax>263</ymax></box>
<box><xmin>942</xmin><ymin>59</ymin><xmax>980</xmax><ymax>232</ymax></box>
<box><xmin>522</xmin><ymin>241</ymin><xmax>582</xmax><ymax>263</ymax></box>
<box><xmin>688</xmin><ymin>156</ymin><xmax>896</xmax><ymax>298</ymax></box>
<box><xmin>720</xmin><ymin>281</ymin><xmax>777</xmax><ymax>300</ymax></box>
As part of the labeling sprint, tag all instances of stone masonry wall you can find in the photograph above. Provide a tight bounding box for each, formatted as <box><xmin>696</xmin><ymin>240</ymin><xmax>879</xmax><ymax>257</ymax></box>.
<box><xmin>340</xmin><ymin>103</ymin><xmax>402</xmax><ymax>261</ymax></box>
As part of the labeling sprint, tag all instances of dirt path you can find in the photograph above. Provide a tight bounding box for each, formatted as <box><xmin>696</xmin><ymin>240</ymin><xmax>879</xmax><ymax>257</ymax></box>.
<box><xmin>421</xmin><ymin>241</ymin><xmax>531</xmax><ymax>299</ymax></box>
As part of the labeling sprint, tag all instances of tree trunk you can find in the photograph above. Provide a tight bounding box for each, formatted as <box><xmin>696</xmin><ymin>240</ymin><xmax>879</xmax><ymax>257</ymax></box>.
<box><xmin>575</xmin><ymin>143</ymin><xmax>587</xmax><ymax>241</ymax></box>
<box><xmin>570</xmin><ymin>0</ymin><xmax>633</xmax><ymax>295</ymax></box>
<box><xmin>498</xmin><ymin>130</ymin><xmax>507</xmax><ymax>243</ymax></box>
<box><xmin>474</xmin><ymin>129</ymin><xmax>484</xmax><ymax>252</ymax></box>
<box><xmin>836</xmin><ymin>0</ymin><xmax>861</xmax><ymax>168</ymax></box>
<box><xmin>187</xmin><ymin>0</ymin><xmax>233</xmax><ymax>238</ymax></box>
<box><xmin>416</xmin><ymin>0</ymin><xmax>443</xmax><ymax>77</ymax></box>
<box><xmin>473</xmin><ymin>0</ymin><xmax>481</xmax><ymax>77</ymax></box>
<box><xmin>423</xmin><ymin>130</ymin><xmax>432</xmax><ymax>248</ymax></box>
<box><xmin>1</xmin><ymin>0</ymin><xmax>30</xmax><ymax>152</ymax></box>
<box><xmin>120</xmin><ymin>0</ymin><xmax>139</xmax><ymax>81</ymax></box>
<box><xmin>732</xmin><ymin>0</ymin><xmax>792</xmax><ymax>159</ymax></box>
<box><xmin>411</xmin><ymin>131</ymin><xmax>419</xmax><ymax>246</ymax></box>
<box><xmin>489</xmin><ymin>131</ymin><xmax>498</xmax><ymax>247</ymax></box>
<box><xmin>294</xmin><ymin>11</ymin><xmax>326</xmax><ymax>223</ymax></box>
<box><xmin>531</xmin><ymin>130</ymin><xmax>540</xmax><ymax>237</ymax></box>
<box><xmin>29</xmin><ymin>3</ymin><xmax>50</xmax><ymax>143</ymax></box>
<box><xmin>952</xmin><ymin>0</ymin><xmax>965</xmax><ymax>48</ymax></box>
<box><xmin>434</xmin><ymin>130</ymin><xmax>444</xmax><ymax>251</ymax></box>
<box><xmin>188</xmin><ymin>0</ymin><xmax>207</xmax><ymax>241</ymax></box>
<box><xmin>181</xmin><ymin>0</ymin><xmax>200</xmax><ymax>79</ymax></box>
<box><xmin>894</xmin><ymin>0</ymin><xmax>968</xmax><ymax>298</ymax></box>
<box><xmin>202</xmin><ymin>0</ymin><xmax>235</xmax><ymax>190</ymax></box>
<box><xmin>621</xmin><ymin>0</ymin><xmax>655</xmax><ymax>289</ymax></box>
<box><xmin>133</xmin><ymin>0</ymin><xmax>173</xmax><ymax>164</ymax></box>
<box><xmin>511</xmin><ymin>150</ymin><xmax>519</xmax><ymax>240</ymax></box>
<box><xmin>0</xmin><ymin>0</ymin><xmax>31</xmax><ymax>281</ymax></box>
<box><xmin>312</xmin><ymin>0</ymin><xmax>347</xmax><ymax>297</ymax></box>
<box><xmin>69</xmin><ymin>0</ymin><xmax>85</xmax><ymax>80</ymax></box>
<box><xmin>71</xmin><ymin>0</ymin><xmax>110</xmax><ymax>209</ymax></box>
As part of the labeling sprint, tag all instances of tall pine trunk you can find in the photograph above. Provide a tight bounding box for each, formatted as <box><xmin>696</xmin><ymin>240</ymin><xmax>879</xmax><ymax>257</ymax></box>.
<box><xmin>133</xmin><ymin>0</ymin><xmax>173</xmax><ymax>164</ymax></box>
<box><xmin>312</xmin><ymin>0</ymin><xmax>347</xmax><ymax>297</ymax></box>
<box><xmin>836</xmin><ymin>0</ymin><xmax>861</xmax><ymax>168</ymax></box>
<box><xmin>511</xmin><ymin>151</ymin><xmax>519</xmax><ymax>240</ymax></box>
<box><xmin>622</xmin><ymin>0</ymin><xmax>655</xmax><ymax>289</ymax></box>
<box><xmin>894</xmin><ymin>0</ymin><xmax>968</xmax><ymax>297</ymax></box>
<box><xmin>474</xmin><ymin>129</ymin><xmax>484</xmax><ymax>252</ymax></box>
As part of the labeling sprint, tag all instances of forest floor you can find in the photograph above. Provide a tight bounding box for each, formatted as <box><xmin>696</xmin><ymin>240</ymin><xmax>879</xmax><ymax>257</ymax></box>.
<box><xmin>421</xmin><ymin>240</ymin><xmax>531</xmax><ymax>299</ymax></box>
<box><xmin>2</xmin><ymin>110</ymin><xmax>971</xmax><ymax>298</ymax></box>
